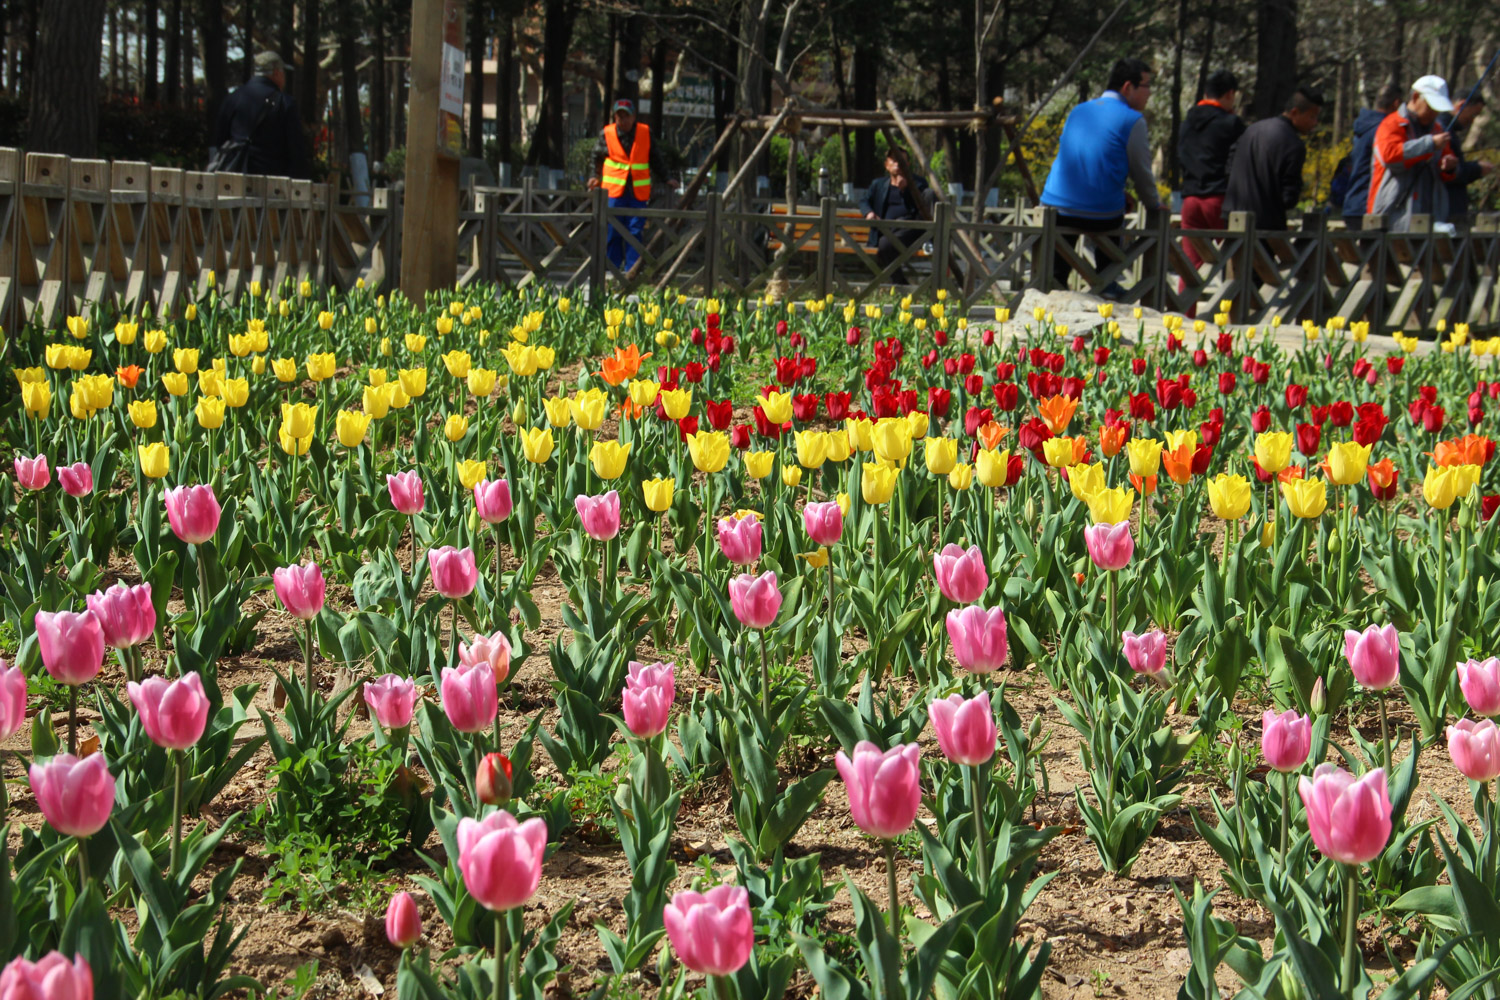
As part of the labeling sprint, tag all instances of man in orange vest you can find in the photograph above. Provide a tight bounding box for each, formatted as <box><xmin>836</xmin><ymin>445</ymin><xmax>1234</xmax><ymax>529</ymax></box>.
<box><xmin>588</xmin><ymin>99</ymin><xmax>660</xmax><ymax>271</ymax></box>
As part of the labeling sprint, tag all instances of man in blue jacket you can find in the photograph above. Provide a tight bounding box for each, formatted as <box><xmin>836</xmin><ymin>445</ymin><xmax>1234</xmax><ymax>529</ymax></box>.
<box><xmin>1341</xmin><ymin>84</ymin><xmax>1402</xmax><ymax>230</ymax></box>
<box><xmin>1040</xmin><ymin>58</ymin><xmax>1162</xmax><ymax>293</ymax></box>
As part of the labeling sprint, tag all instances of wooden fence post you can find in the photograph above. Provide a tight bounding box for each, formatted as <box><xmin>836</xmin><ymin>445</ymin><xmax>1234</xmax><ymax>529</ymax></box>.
<box><xmin>816</xmin><ymin>196</ymin><xmax>836</xmax><ymax>300</ymax></box>
<box><xmin>932</xmin><ymin>200</ymin><xmax>952</xmax><ymax>296</ymax></box>
<box><xmin>589</xmin><ymin>186</ymin><xmax>608</xmax><ymax>300</ymax></box>
<box><xmin>704</xmin><ymin>192</ymin><xmax>721</xmax><ymax>293</ymax></box>
<box><xmin>1228</xmin><ymin>211</ymin><xmax>1255</xmax><ymax>324</ymax></box>
<box><xmin>1033</xmin><ymin>206</ymin><xmax>1056</xmax><ymax>293</ymax></box>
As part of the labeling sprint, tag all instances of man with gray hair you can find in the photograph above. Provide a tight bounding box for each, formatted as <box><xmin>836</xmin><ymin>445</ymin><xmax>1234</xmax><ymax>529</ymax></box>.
<box><xmin>210</xmin><ymin>51</ymin><xmax>310</xmax><ymax>179</ymax></box>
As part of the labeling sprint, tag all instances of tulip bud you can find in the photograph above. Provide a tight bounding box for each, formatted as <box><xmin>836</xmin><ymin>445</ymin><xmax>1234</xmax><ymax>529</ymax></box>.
<box><xmin>512</xmin><ymin>400</ymin><xmax>527</xmax><ymax>425</ymax></box>
<box><xmin>1326</xmin><ymin>528</ymin><xmax>1340</xmax><ymax>555</ymax></box>
<box><xmin>476</xmin><ymin>752</ymin><xmax>514</xmax><ymax>805</ymax></box>
<box><xmin>1310</xmin><ymin>677</ymin><xmax>1328</xmax><ymax>716</ymax></box>
<box><xmin>468</xmin><ymin>508</ymin><xmax>481</xmax><ymax>534</ymax></box>
<box><xmin>1024</xmin><ymin>497</ymin><xmax>1037</xmax><ymax>524</ymax></box>
<box><xmin>1227</xmin><ymin>739</ymin><xmax>1244</xmax><ymax>777</ymax></box>
<box><xmin>1028</xmin><ymin>714</ymin><xmax>1043</xmax><ymax>742</ymax></box>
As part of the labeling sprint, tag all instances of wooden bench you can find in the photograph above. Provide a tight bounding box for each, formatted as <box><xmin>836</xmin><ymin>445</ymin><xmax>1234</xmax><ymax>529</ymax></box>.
<box><xmin>763</xmin><ymin>203</ymin><xmax>929</xmax><ymax>257</ymax></box>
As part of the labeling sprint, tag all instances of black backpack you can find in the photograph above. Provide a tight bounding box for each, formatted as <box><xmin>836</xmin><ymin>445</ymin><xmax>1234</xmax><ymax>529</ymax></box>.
<box><xmin>207</xmin><ymin>95</ymin><xmax>276</xmax><ymax>174</ymax></box>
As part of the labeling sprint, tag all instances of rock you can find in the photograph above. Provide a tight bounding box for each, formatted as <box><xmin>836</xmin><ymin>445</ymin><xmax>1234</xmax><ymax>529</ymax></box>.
<box><xmin>1164</xmin><ymin>947</ymin><xmax>1192</xmax><ymax>976</ymax></box>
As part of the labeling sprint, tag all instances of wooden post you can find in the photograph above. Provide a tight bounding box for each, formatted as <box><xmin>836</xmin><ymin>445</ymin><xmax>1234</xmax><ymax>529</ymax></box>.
<box><xmin>400</xmin><ymin>0</ymin><xmax>465</xmax><ymax>301</ymax></box>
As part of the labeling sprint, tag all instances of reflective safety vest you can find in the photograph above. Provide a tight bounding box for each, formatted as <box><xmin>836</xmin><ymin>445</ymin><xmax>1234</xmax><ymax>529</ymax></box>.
<box><xmin>602</xmin><ymin>122</ymin><xmax>651</xmax><ymax>200</ymax></box>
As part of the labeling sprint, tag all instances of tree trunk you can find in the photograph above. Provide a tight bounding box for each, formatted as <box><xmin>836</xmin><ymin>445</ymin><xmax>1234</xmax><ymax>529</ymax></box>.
<box><xmin>108</xmin><ymin>4</ymin><xmax>118</xmax><ymax>94</ymax></box>
<box><xmin>1168</xmin><ymin>0</ymin><xmax>1187</xmax><ymax>189</ymax></box>
<box><xmin>29</xmin><ymin>0</ymin><xmax>107</xmax><ymax>154</ymax></box>
<box><xmin>468</xmin><ymin>0</ymin><xmax>486</xmax><ymax>159</ymax></box>
<box><xmin>853</xmin><ymin>42</ymin><xmax>877</xmax><ymax>184</ymax></box>
<box><xmin>180</xmin><ymin>0</ymin><xmax>194</xmax><ymax>104</ymax></box>
<box><xmin>1250</xmin><ymin>0</ymin><xmax>1297</xmax><ymax>120</ymax></box>
<box><xmin>613</xmin><ymin>4</ymin><xmax>642</xmax><ymax>107</ymax></box>
<box><xmin>164</xmin><ymin>0</ymin><xmax>181</xmax><ymax>104</ymax></box>
<box><xmin>21</xmin><ymin>0</ymin><xmax>36</xmax><ymax>105</ymax></box>
<box><xmin>338</xmin><ymin>0</ymin><xmax>363</xmax><ymax>159</ymax></box>
<box><xmin>497</xmin><ymin>10</ymin><xmax>513</xmax><ymax>163</ymax></box>
<box><xmin>527</xmin><ymin>0</ymin><xmax>573</xmax><ymax>168</ymax></box>
<box><xmin>278</xmin><ymin>0</ymin><xmax>295</xmax><ymax>71</ymax></box>
<box><xmin>735</xmin><ymin>0</ymin><xmax>770</xmax><ymax>169</ymax></box>
<box><xmin>243</xmin><ymin>1</ymin><xmax>255</xmax><ymax>83</ymax></box>
<box><xmin>200</xmin><ymin>0</ymin><xmax>227</xmax><ymax>130</ymax></box>
<box><xmin>1194</xmin><ymin>11</ymin><xmax>1215</xmax><ymax>107</ymax></box>
<box><xmin>1387</xmin><ymin>10</ymin><xmax>1405</xmax><ymax>88</ymax></box>
<box><xmin>649</xmin><ymin>37</ymin><xmax>666</xmax><ymax>142</ymax></box>
<box><xmin>372</xmin><ymin>0</ymin><xmax>388</xmax><ymax>162</ymax></box>
<box><xmin>298</xmin><ymin>0</ymin><xmax>319</xmax><ymax>128</ymax></box>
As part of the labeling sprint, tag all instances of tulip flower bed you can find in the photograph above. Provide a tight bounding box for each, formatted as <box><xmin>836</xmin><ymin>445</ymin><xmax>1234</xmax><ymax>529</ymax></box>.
<box><xmin>3</xmin><ymin>285</ymin><xmax>1500</xmax><ymax>1000</ymax></box>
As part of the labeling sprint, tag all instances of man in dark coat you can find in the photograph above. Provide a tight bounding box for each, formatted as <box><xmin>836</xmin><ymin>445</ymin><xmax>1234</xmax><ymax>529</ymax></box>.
<box><xmin>1224</xmin><ymin>86</ymin><xmax>1323</xmax><ymax>232</ymax></box>
<box><xmin>1342</xmin><ymin>84</ymin><xmax>1403</xmax><ymax>229</ymax></box>
<box><xmin>211</xmin><ymin>52</ymin><xmax>311</xmax><ymax>179</ymax></box>
<box><xmin>859</xmin><ymin>147</ymin><xmax>932</xmax><ymax>284</ymax></box>
<box><xmin>1177</xmin><ymin>69</ymin><xmax>1246</xmax><ymax>312</ymax></box>
<box><xmin>1440</xmin><ymin>95</ymin><xmax>1495</xmax><ymax>227</ymax></box>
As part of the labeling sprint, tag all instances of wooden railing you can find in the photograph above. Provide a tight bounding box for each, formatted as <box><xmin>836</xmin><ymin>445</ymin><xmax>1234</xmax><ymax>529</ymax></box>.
<box><xmin>2</xmin><ymin>147</ymin><xmax>1496</xmax><ymax>334</ymax></box>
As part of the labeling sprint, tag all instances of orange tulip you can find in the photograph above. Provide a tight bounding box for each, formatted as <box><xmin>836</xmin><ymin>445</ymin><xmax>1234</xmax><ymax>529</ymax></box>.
<box><xmin>1430</xmin><ymin>434</ymin><xmax>1495</xmax><ymax>468</ymax></box>
<box><xmin>1367</xmin><ymin>458</ymin><xmax>1399</xmax><ymax>500</ymax></box>
<box><xmin>597</xmin><ymin>344</ymin><xmax>652</xmax><ymax>386</ymax></box>
<box><xmin>1038</xmin><ymin>394</ymin><xmax>1079</xmax><ymax>435</ymax></box>
<box><xmin>618</xmin><ymin>398</ymin><xmax>645</xmax><ymax>420</ymax></box>
<box><xmin>1278</xmin><ymin>465</ymin><xmax>1306</xmax><ymax>485</ymax></box>
<box><xmin>977</xmin><ymin>421</ymin><xmax>1008</xmax><ymax>452</ymax></box>
<box><xmin>1161</xmin><ymin>442</ymin><xmax>1195</xmax><ymax>484</ymax></box>
<box><xmin>1067</xmin><ymin>434</ymin><xmax>1091</xmax><ymax>466</ymax></box>
<box><xmin>116</xmin><ymin>364</ymin><xmax>144</xmax><ymax>388</ymax></box>
<box><xmin>1099</xmin><ymin>423</ymin><xmax>1128</xmax><ymax>458</ymax></box>
<box><xmin>1129</xmin><ymin>472</ymin><xmax>1158</xmax><ymax>496</ymax></box>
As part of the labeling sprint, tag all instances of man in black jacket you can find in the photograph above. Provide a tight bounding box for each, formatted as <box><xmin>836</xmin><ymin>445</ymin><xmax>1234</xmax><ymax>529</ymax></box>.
<box><xmin>1224</xmin><ymin>86</ymin><xmax>1323</xmax><ymax>232</ymax></box>
<box><xmin>211</xmin><ymin>52</ymin><xmax>311</xmax><ymax>179</ymax></box>
<box><xmin>859</xmin><ymin>148</ymin><xmax>932</xmax><ymax>284</ymax></box>
<box><xmin>1177</xmin><ymin>70</ymin><xmax>1246</xmax><ymax>312</ymax></box>
<box><xmin>1440</xmin><ymin>95</ymin><xmax>1495</xmax><ymax>228</ymax></box>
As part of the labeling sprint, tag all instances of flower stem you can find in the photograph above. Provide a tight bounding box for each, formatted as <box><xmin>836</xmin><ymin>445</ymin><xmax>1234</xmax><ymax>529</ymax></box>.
<box><xmin>884</xmin><ymin>838</ymin><xmax>901</xmax><ymax>940</ymax></box>
<box><xmin>493</xmin><ymin>912</ymin><xmax>508</xmax><ymax>1000</ymax></box>
<box><xmin>759</xmin><ymin>630</ymin><xmax>771</xmax><ymax>716</ymax></box>
<box><xmin>1280</xmin><ymin>770</ymin><xmax>1291</xmax><ymax>864</ymax></box>
<box><xmin>196</xmin><ymin>544</ymin><xmax>212</xmax><ymax>616</ymax></box>
<box><xmin>970</xmin><ymin>763</ymin><xmax>989</xmax><ymax>881</ymax></box>
<box><xmin>76</xmin><ymin>835</ymin><xmax>90</xmax><ymax>886</ymax></box>
<box><xmin>1341</xmin><ymin>864</ymin><xmax>1360</xmax><ymax>994</ymax></box>
<box><xmin>67</xmin><ymin>684</ymin><xmax>78</xmax><ymax>755</ymax></box>
<box><xmin>171</xmin><ymin>749</ymin><xmax>184</xmax><ymax>882</ymax></box>
<box><xmin>1378</xmin><ymin>691</ymin><xmax>1391</xmax><ymax>774</ymax></box>
<box><xmin>1107</xmin><ymin>571</ymin><xmax>1118</xmax><ymax>639</ymax></box>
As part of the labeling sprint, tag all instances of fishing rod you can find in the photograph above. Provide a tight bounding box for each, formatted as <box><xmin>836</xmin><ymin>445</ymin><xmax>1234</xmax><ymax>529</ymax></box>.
<box><xmin>1455</xmin><ymin>47</ymin><xmax>1500</xmax><ymax>117</ymax></box>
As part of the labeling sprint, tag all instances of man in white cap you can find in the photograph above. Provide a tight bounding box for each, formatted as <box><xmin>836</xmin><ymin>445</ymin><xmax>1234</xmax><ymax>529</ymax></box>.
<box><xmin>1367</xmin><ymin>75</ymin><xmax>1461</xmax><ymax>231</ymax></box>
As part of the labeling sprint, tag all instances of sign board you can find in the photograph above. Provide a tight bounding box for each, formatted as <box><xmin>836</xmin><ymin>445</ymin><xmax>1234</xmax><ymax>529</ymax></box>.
<box><xmin>637</xmin><ymin>75</ymin><xmax>714</xmax><ymax>119</ymax></box>
<box><xmin>438</xmin><ymin>0</ymin><xmax>464</xmax><ymax>157</ymax></box>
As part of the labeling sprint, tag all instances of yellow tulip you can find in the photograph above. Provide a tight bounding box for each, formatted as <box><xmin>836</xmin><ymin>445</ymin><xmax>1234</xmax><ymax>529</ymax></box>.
<box><xmin>643</xmin><ymin>477</ymin><xmax>675</xmax><ymax>512</ymax></box>
<box><xmin>976</xmin><ymin>447</ymin><xmax>1008</xmax><ymax>488</ymax></box>
<box><xmin>1281</xmin><ymin>478</ymin><xmax>1328</xmax><ymax>519</ymax></box>
<box><xmin>456</xmin><ymin>459</ymin><xmax>487</xmax><ymax>490</ymax></box>
<box><xmin>66</xmin><ymin>315</ymin><xmax>90</xmax><ymax>340</ymax></box>
<box><xmin>280</xmin><ymin>401</ymin><xmax>317</xmax><ymax>438</ymax></box>
<box><xmin>1255</xmin><ymin>432</ymin><xmax>1293</xmax><ymax>475</ymax></box>
<box><xmin>1066</xmin><ymin>461</ymin><xmax>1106</xmax><ymax>502</ymax></box>
<box><xmin>251</xmin><ymin>355</ymin><xmax>267</xmax><ymax>375</ymax></box>
<box><xmin>687</xmin><ymin>431</ymin><xmax>730</xmax><ymax>474</ymax></box>
<box><xmin>44</xmin><ymin>343</ymin><xmax>69</xmax><ymax>369</ymax></box>
<box><xmin>535</xmin><ymin>396</ymin><xmax>569</xmax><ymax>429</ymax></box>
<box><xmin>1164</xmin><ymin>429</ymin><xmax>1199</xmax><ymax>454</ymax></box>
<box><xmin>571</xmin><ymin>388</ymin><xmax>608</xmax><ymax>430</ymax></box>
<box><xmin>442</xmin><ymin>350</ymin><xmax>472</xmax><ymax>378</ymax></box>
<box><xmin>744</xmin><ymin>450</ymin><xmax>775</xmax><ymax>479</ymax></box>
<box><xmin>444</xmin><ymin>414</ymin><xmax>470</xmax><ymax>441</ymax></box>
<box><xmin>14</xmin><ymin>365</ymin><xmax>44</xmax><ymax>385</ymax></box>
<box><xmin>435</xmin><ymin>316</ymin><xmax>453</xmax><ymax>336</ymax></box>
<box><xmin>66</xmin><ymin>347</ymin><xmax>92</xmax><ymax>371</ymax></box>
<box><xmin>195</xmin><ymin>396</ymin><xmax>226</xmax><ymax>429</ymax></box>
<box><xmin>368</xmin><ymin>368</ymin><xmax>388</xmax><ymax>387</ymax></box>
<box><xmin>535</xmin><ymin>346</ymin><xmax>556</xmax><ymax>370</ymax></box>
<box><xmin>906</xmin><ymin>411</ymin><xmax>929</xmax><ymax>440</ymax></box>
<box><xmin>818</xmin><ymin>430</ymin><xmax>850</xmax><ymax>464</ymax></box>
<box><xmin>366</xmin><ymin>317</ymin><xmax>379</xmax><ymax>335</ymax></box>
<box><xmin>845</xmin><ymin>417</ymin><xmax>875</xmax><ymax>452</ymax></box>
<box><xmin>1087</xmin><ymin>485</ymin><xmax>1135</xmax><ymax>525</ymax></box>
<box><xmin>782</xmin><ymin>465</ymin><xmax>804</xmax><ymax>488</ymax></box>
<box><xmin>758</xmin><ymin>390</ymin><xmax>793</xmax><ymax>425</ymax></box>
<box><xmin>629</xmin><ymin>379</ymin><xmax>660</xmax><ymax>407</ymax></box>
<box><xmin>948</xmin><ymin>463</ymin><xmax>974</xmax><ymax>490</ymax></box>
<box><xmin>80</xmin><ymin>374</ymin><xmax>113</xmax><ymax>411</ymax></box>
<box><xmin>337</xmin><ymin>409</ymin><xmax>371</xmax><ymax>447</ymax></box>
<box><xmin>196</xmin><ymin>368</ymin><xmax>224</xmax><ymax>398</ymax></box>
<box><xmin>307</xmin><ymin>353</ymin><xmax>337</xmax><ymax>381</ymax></box>
<box><xmin>273</xmin><ymin>357</ymin><xmax>298</xmax><ymax>382</ymax></box>
<box><xmin>872</xmin><ymin>418</ymin><xmax>913</xmax><ymax>467</ymax></box>
<box><xmin>317</xmin><ymin>310</ymin><xmax>334</xmax><ymax>330</ymax></box>
<box><xmin>466</xmin><ymin>367</ymin><xmax>497</xmax><ymax>398</ymax></box>
<box><xmin>1422</xmin><ymin>465</ymin><xmax>1460</xmax><ymax>509</ymax></box>
<box><xmin>500</xmin><ymin>342</ymin><xmax>539</xmax><ymax>376</ymax></box>
<box><xmin>925</xmin><ymin>436</ymin><xmax>958</xmax><ymax>476</ymax></box>
<box><xmin>861</xmin><ymin>461</ymin><xmax>898</xmax><ymax>505</ymax></box>
<box><xmin>1326</xmin><ymin>442</ymin><xmax>1371</xmax><ymax>486</ymax></box>
<box><xmin>171</xmin><ymin>348</ymin><xmax>198</xmax><ymax>374</ymax></box>
<box><xmin>128</xmin><ymin>400</ymin><xmax>158</xmax><ymax>429</ymax></box>
<box><xmin>1454</xmin><ymin>463</ymin><xmax>1482</xmax><ymax>498</ymax></box>
<box><xmin>1042</xmin><ymin>437</ymin><xmax>1076</xmax><ymax>469</ymax></box>
<box><xmin>398</xmin><ymin>367</ymin><xmax>427</xmax><ymax>397</ymax></box>
<box><xmin>590</xmin><ymin>440</ymin><xmax>632</xmax><ymax>480</ymax></box>
<box><xmin>796</xmin><ymin>430</ymin><xmax>829</xmax><ymax>469</ymax></box>
<box><xmin>1126</xmin><ymin>438</ymin><xmax>1162</xmax><ymax>478</ymax></box>
<box><xmin>138</xmin><ymin>442</ymin><xmax>170</xmax><ymax>478</ymax></box>
<box><xmin>114</xmin><ymin>321</ymin><xmax>138</xmax><ymax>345</ymax></box>
<box><xmin>162</xmin><ymin>372</ymin><xmax>189</xmax><ymax>396</ymax></box>
<box><xmin>21</xmin><ymin>380</ymin><xmax>51</xmax><ymax>417</ymax></box>
<box><xmin>799</xmin><ymin>547</ymin><xmax>831</xmax><ymax>568</ymax></box>
<box><xmin>278</xmin><ymin>427</ymin><xmax>312</xmax><ymax>456</ymax></box>
<box><xmin>363</xmin><ymin>384</ymin><xmax>392</xmax><ymax>419</ymax></box>
<box><xmin>299</xmin><ymin>280</ymin><xmax>311</xmax><ymax>297</ymax></box>
<box><xmin>143</xmin><ymin>329</ymin><xmax>168</xmax><ymax>354</ymax></box>
<box><xmin>405</xmin><ymin>333</ymin><xmax>428</xmax><ymax>353</ymax></box>
<box><xmin>519</xmin><ymin>426</ymin><xmax>555</xmax><ymax>464</ymax></box>
<box><xmin>221</xmin><ymin>377</ymin><xmax>249</xmax><ymax>408</ymax></box>
<box><xmin>228</xmin><ymin>333</ymin><xmax>254</xmax><ymax>358</ymax></box>
<box><xmin>1207</xmin><ymin>474</ymin><xmax>1252</xmax><ymax>520</ymax></box>
<box><xmin>660</xmin><ymin>388</ymin><xmax>693</xmax><ymax>420</ymax></box>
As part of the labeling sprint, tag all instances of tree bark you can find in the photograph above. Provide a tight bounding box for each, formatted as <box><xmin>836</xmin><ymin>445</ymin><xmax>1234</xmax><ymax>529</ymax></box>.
<box><xmin>1168</xmin><ymin>0</ymin><xmax>1186</xmax><ymax>189</ymax></box>
<box><xmin>243</xmin><ymin>1</ymin><xmax>255</xmax><ymax>83</ymax></box>
<box><xmin>497</xmin><ymin>9</ymin><xmax>513</xmax><ymax>163</ymax></box>
<box><xmin>164</xmin><ymin>0</ymin><xmax>181</xmax><ymax>104</ymax></box>
<box><xmin>372</xmin><ymin>0</ymin><xmax>388</xmax><ymax>162</ymax></box>
<box><xmin>1251</xmin><ymin>0</ymin><xmax>1297</xmax><ymax>120</ymax></box>
<box><xmin>200</xmin><ymin>0</ymin><xmax>227</xmax><ymax>131</ymax></box>
<box><xmin>527</xmin><ymin>0</ymin><xmax>574</xmax><ymax>168</ymax></box>
<box><xmin>278</xmin><ymin>0</ymin><xmax>295</xmax><ymax>72</ymax></box>
<box><xmin>468</xmin><ymin>0</ymin><xmax>486</xmax><ymax>160</ymax></box>
<box><xmin>613</xmin><ymin>4</ymin><xmax>642</xmax><ymax>107</ymax></box>
<box><xmin>298</xmin><ymin>0</ymin><xmax>320</xmax><ymax>128</ymax></box>
<box><xmin>29</xmin><ymin>0</ymin><xmax>107</xmax><ymax>154</ymax></box>
<box><xmin>853</xmin><ymin>42</ymin><xmax>877</xmax><ymax>184</ymax></box>
<box><xmin>108</xmin><ymin>4</ymin><xmax>118</xmax><ymax>94</ymax></box>
<box><xmin>649</xmin><ymin>37</ymin><xmax>666</xmax><ymax>141</ymax></box>
<box><xmin>338</xmin><ymin>0</ymin><xmax>363</xmax><ymax>158</ymax></box>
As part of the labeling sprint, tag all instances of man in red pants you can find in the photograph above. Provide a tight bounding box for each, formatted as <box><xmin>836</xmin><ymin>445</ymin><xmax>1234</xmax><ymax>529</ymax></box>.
<box><xmin>1176</xmin><ymin>70</ymin><xmax>1246</xmax><ymax>315</ymax></box>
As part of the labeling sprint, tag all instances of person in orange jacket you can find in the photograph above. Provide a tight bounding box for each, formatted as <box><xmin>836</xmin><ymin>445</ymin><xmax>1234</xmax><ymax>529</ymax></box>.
<box><xmin>588</xmin><ymin>99</ymin><xmax>667</xmax><ymax>271</ymax></box>
<box><xmin>1367</xmin><ymin>75</ymin><xmax>1461</xmax><ymax>231</ymax></box>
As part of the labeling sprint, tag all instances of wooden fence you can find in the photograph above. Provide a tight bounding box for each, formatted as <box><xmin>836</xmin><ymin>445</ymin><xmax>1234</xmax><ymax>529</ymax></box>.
<box><xmin>2</xmin><ymin>147</ymin><xmax>1497</xmax><ymax>334</ymax></box>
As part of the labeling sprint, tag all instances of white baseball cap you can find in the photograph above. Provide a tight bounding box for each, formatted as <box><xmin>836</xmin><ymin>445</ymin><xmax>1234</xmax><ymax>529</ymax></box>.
<box><xmin>1411</xmin><ymin>75</ymin><xmax>1454</xmax><ymax>113</ymax></box>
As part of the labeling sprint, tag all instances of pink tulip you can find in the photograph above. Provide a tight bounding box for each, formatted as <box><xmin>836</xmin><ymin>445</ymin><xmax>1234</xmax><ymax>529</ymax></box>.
<box><xmin>363</xmin><ymin>674</ymin><xmax>417</xmax><ymax>731</ymax></box>
<box><xmin>34</xmin><ymin>610</ymin><xmax>105</xmax><ymax>686</ymax></box>
<box><xmin>835</xmin><ymin>740</ymin><xmax>922</xmax><ymax>839</ymax></box>
<box><xmin>1122</xmin><ymin>629</ymin><xmax>1169</xmax><ymax>674</ymax></box>
<box><xmin>0</xmin><ymin>952</ymin><xmax>93</xmax><ymax>1000</ymax></box>
<box><xmin>13</xmin><ymin>453</ymin><xmax>49</xmax><ymax>490</ymax></box>
<box><xmin>455</xmin><ymin>809</ymin><xmax>547</xmax><ymax>911</ymax></box>
<box><xmin>28</xmin><ymin>753</ymin><xmax>115</xmax><ymax>838</ymax></box>
<box><xmin>1084</xmin><ymin>521</ymin><xmax>1134</xmax><ymax>571</ymax></box>
<box><xmin>0</xmin><ymin>659</ymin><xmax>26</xmax><ymax>743</ymax></box>
<box><xmin>932</xmin><ymin>543</ymin><xmax>988</xmax><ymax>604</ymax></box>
<box><xmin>57</xmin><ymin>462</ymin><xmax>93</xmax><ymax>497</ymax></box>
<box><xmin>575</xmin><ymin>490</ymin><xmax>621</xmax><ymax>541</ymax></box>
<box><xmin>458</xmin><ymin>630</ymin><xmax>512</xmax><ymax>685</ymax></box>
<box><xmin>663</xmin><ymin>884</ymin><xmax>754</xmax><ymax>977</ymax></box>
<box><xmin>428</xmin><ymin>546</ymin><xmax>478</xmax><ymax>598</ymax></box>
<box><xmin>473</xmin><ymin>478</ymin><xmax>513</xmax><ymax>524</ymax></box>
<box><xmin>1298</xmin><ymin>764</ymin><xmax>1392</xmax><ymax>865</ymax></box>
<box><xmin>728</xmin><ymin>571</ymin><xmax>782</xmax><ymax>629</ymax></box>
<box><xmin>945</xmin><ymin>605</ymin><xmax>1009</xmax><ymax>673</ymax></box>
<box><xmin>928</xmin><ymin>692</ymin><xmax>997</xmax><ymax>767</ymax></box>
<box><xmin>622</xmin><ymin>660</ymin><xmax>674</xmax><ymax>739</ymax></box>
<box><xmin>1343</xmin><ymin>624</ymin><xmax>1401</xmax><ymax>690</ymax></box>
<box><xmin>716</xmin><ymin>516</ymin><xmax>763</xmax><ymax>566</ymax></box>
<box><xmin>440</xmin><ymin>660</ymin><xmax>497</xmax><ymax>733</ymax></box>
<box><xmin>803</xmin><ymin>501</ymin><xmax>843</xmax><ymax>546</ymax></box>
<box><xmin>385</xmin><ymin>891</ymin><xmax>422</xmax><ymax>949</ymax></box>
<box><xmin>126</xmin><ymin>672</ymin><xmax>210</xmax><ymax>750</ymax></box>
<box><xmin>163</xmin><ymin>484</ymin><xmax>221</xmax><ymax>545</ymax></box>
<box><xmin>85</xmin><ymin>583</ymin><xmax>155</xmax><ymax>649</ymax></box>
<box><xmin>1447</xmin><ymin>718</ymin><xmax>1500</xmax><ymax>782</ymax></box>
<box><xmin>273</xmin><ymin>562</ymin><xmax>326</xmax><ymax>620</ymax></box>
<box><xmin>1261</xmin><ymin>709</ymin><xmax>1312</xmax><ymax>772</ymax></box>
<box><xmin>1458</xmin><ymin>657</ymin><xmax>1500</xmax><ymax>717</ymax></box>
<box><xmin>387</xmin><ymin>471</ymin><xmax>425</xmax><ymax>515</ymax></box>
